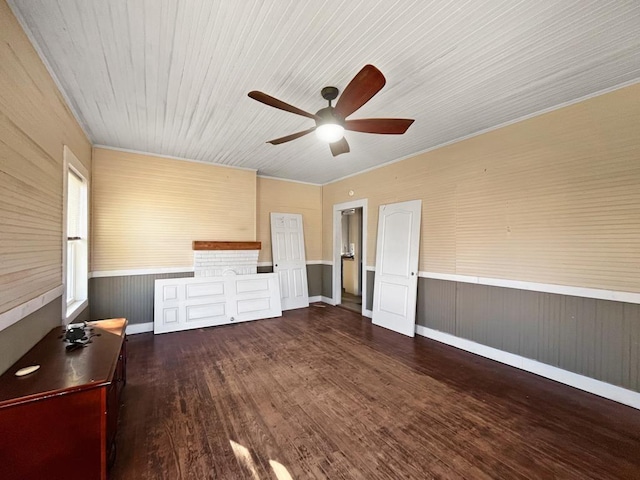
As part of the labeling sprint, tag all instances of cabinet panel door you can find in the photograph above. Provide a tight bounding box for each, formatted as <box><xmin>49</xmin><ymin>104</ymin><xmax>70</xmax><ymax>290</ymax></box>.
<box><xmin>0</xmin><ymin>389</ymin><xmax>104</xmax><ymax>480</ymax></box>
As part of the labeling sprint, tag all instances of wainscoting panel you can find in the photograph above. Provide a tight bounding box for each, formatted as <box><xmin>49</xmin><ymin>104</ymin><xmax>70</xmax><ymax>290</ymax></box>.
<box><xmin>366</xmin><ymin>270</ymin><xmax>374</xmax><ymax>311</ymax></box>
<box><xmin>89</xmin><ymin>273</ymin><xmax>193</xmax><ymax>325</ymax></box>
<box><xmin>367</xmin><ymin>271</ymin><xmax>640</xmax><ymax>391</ymax></box>
<box><xmin>367</xmin><ymin>272</ymin><xmax>640</xmax><ymax>393</ymax></box>
<box><xmin>417</xmin><ymin>278</ymin><xmax>456</xmax><ymax>334</ymax></box>
<box><xmin>0</xmin><ymin>296</ymin><xmax>62</xmax><ymax>375</ymax></box>
<box><xmin>94</xmin><ymin>266</ymin><xmax>324</xmax><ymax>326</ymax></box>
<box><xmin>306</xmin><ymin>264</ymin><xmax>323</xmax><ymax>298</ymax></box>
<box><xmin>257</xmin><ymin>264</ymin><xmax>322</xmax><ymax>298</ymax></box>
<box><xmin>321</xmin><ymin>264</ymin><xmax>333</xmax><ymax>299</ymax></box>
<box><xmin>454</xmin><ymin>283</ymin><xmax>640</xmax><ymax>391</ymax></box>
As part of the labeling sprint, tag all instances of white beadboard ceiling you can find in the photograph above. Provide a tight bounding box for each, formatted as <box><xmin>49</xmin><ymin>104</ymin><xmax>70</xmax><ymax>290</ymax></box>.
<box><xmin>9</xmin><ymin>0</ymin><xmax>640</xmax><ymax>184</ymax></box>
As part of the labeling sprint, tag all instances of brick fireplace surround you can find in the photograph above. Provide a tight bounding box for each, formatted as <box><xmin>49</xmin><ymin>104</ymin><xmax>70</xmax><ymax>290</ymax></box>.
<box><xmin>192</xmin><ymin>241</ymin><xmax>262</xmax><ymax>277</ymax></box>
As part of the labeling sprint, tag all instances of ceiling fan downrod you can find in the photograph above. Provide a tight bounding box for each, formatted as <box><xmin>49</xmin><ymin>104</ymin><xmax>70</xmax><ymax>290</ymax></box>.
<box><xmin>320</xmin><ymin>86</ymin><xmax>339</xmax><ymax>107</ymax></box>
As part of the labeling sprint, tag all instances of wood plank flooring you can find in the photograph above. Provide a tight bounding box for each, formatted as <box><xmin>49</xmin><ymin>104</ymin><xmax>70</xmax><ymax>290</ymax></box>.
<box><xmin>111</xmin><ymin>306</ymin><xmax>640</xmax><ymax>479</ymax></box>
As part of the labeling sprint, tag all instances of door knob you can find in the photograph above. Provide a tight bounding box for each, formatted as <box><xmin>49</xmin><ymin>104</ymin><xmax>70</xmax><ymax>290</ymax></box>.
<box><xmin>411</xmin><ymin>272</ymin><xmax>415</xmax><ymax>276</ymax></box>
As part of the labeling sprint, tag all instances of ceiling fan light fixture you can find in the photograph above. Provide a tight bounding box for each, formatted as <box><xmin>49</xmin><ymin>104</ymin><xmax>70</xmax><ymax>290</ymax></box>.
<box><xmin>248</xmin><ymin>65</ymin><xmax>413</xmax><ymax>156</ymax></box>
<box><xmin>315</xmin><ymin>105</ymin><xmax>345</xmax><ymax>143</ymax></box>
<box><xmin>315</xmin><ymin>123</ymin><xmax>344</xmax><ymax>143</ymax></box>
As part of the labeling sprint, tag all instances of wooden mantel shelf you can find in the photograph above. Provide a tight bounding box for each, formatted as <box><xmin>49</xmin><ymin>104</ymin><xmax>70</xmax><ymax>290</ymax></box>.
<box><xmin>193</xmin><ymin>241</ymin><xmax>262</xmax><ymax>251</ymax></box>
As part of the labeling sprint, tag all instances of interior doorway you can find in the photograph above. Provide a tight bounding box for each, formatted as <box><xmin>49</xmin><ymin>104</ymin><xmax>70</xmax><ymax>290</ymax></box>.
<box><xmin>333</xmin><ymin>199</ymin><xmax>368</xmax><ymax>316</ymax></box>
<box><xmin>340</xmin><ymin>208</ymin><xmax>363</xmax><ymax>313</ymax></box>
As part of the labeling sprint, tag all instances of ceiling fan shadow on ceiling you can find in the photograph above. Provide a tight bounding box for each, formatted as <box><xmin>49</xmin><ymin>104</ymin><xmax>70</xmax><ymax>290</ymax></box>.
<box><xmin>248</xmin><ymin>65</ymin><xmax>414</xmax><ymax>157</ymax></box>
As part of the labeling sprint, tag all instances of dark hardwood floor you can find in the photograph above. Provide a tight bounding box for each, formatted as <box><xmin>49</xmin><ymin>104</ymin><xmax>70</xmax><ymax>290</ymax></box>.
<box><xmin>111</xmin><ymin>306</ymin><xmax>640</xmax><ymax>479</ymax></box>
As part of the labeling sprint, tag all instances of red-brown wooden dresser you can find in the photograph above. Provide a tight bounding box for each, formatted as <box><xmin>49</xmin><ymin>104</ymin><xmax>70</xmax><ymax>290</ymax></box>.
<box><xmin>0</xmin><ymin>318</ymin><xmax>127</xmax><ymax>480</ymax></box>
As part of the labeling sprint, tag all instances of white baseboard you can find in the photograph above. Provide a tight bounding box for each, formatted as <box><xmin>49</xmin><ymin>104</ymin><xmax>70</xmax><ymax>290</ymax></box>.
<box><xmin>321</xmin><ymin>296</ymin><xmax>336</xmax><ymax>306</ymax></box>
<box><xmin>126</xmin><ymin>322</ymin><xmax>154</xmax><ymax>335</ymax></box>
<box><xmin>308</xmin><ymin>296</ymin><xmax>322</xmax><ymax>303</ymax></box>
<box><xmin>363</xmin><ymin>309</ymin><xmax>372</xmax><ymax>318</ymax></box>
<box><xmin>415</xmin><ymin>325</ymin><xmax>640</xmax><ymax>410</ymax></box>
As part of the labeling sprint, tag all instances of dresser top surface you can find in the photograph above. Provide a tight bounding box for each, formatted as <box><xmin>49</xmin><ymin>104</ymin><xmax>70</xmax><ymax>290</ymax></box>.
<box><xmin>0</xmin><ymin>318</ymin><xmax>127</xmax><ymax>407</ymax></box>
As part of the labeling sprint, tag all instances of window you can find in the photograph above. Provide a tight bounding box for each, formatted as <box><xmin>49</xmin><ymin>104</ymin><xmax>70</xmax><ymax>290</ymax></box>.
<box><xmin>64</xmin><ymin>147</ymin><xmax>88</xmax><ymax>320</ymax></box>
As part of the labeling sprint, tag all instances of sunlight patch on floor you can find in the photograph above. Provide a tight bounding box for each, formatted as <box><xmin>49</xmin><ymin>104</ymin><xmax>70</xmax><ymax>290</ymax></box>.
<box><xmin>269</xmin><ymin>459</ymin><xmax>293</xmax><ymax>480</ymax></box>
<box><xmin>229</xmin><ymin>439</ymin><xmax>293</xmax><ymax>480</ymax></box>
<box><xmin>229</xmin><ymin>440</ymin><xmax>260</xmax><ymax>480</ymax></box>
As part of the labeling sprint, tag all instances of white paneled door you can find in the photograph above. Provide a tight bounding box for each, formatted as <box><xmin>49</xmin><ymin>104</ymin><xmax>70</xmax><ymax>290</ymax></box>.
<box><xmin>153</xmin><ymin>273</ymin><xmax>282</xmax><ymax>334</ymax></box>
<box><xmin>270</xmin><ymin>213</ymin><xmax>309</xmax><ymax>310</ymax></box>
<box><xmin>372</xmin><ymin>200</ymin><xmax>422</xmax><ymax>337</ymax></box>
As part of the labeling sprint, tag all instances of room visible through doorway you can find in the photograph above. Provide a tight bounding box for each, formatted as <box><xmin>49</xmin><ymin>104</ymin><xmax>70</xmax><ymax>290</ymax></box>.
<box><xmin>340</xmin><ymin>207</ymin><xmax>363</xmax><ymax>313</ymax></box>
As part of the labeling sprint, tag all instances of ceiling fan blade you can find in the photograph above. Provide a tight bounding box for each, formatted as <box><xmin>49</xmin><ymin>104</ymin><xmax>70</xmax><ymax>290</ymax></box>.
<box><xmin>345</xmin><ymin>118</ymin><xmax>414</xmax><ymax>135</ymax></box>
<box><xmin>248</xmin><ymin>91</ymin><xmax>318</xmax><ymax>120</ymax></box>
<box><xmin>330</xmin><ymin>137</ymin><xmax>350</xmax><ymax>157</ymax></box>
<box><xmin>267</xmin><ymin>127</ymin><xmax>316</xmax><ymax>145</ymax></box>
<box><xmin>334</xmin><ymin>65</ymin><xmax>386</xmax><ymax>118</ymax></box>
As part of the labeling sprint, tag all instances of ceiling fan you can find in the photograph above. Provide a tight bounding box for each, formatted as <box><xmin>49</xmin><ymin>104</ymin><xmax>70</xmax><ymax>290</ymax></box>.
<box><xmin>248</xmin><ymin>65</ymin><xmax>414</xmax><ymax>157</ymax></box>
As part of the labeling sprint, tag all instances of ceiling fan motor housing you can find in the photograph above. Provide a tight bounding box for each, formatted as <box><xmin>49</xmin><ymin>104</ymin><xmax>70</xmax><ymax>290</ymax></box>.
<box><xmin>315</xmin><ymin>106</ymin><xmax>344</xmax><ymax>127</ymax></box>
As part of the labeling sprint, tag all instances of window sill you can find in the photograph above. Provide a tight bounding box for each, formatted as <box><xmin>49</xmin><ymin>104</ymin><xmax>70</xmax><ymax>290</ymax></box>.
<box><xmin>66</xmin><ymin>299</ymin><xmax>88</xmax><ymax>323</ymax></box>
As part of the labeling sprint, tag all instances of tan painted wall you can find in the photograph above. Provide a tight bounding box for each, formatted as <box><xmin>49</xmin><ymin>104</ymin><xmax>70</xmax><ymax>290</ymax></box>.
<box><xmin>92</xmin><ymin>148</ymin><xmax>256</xmax><ymax>271</ymax></box>
<box><xmin>0</xmin><ymin>0</ymin><xmax>92</xmax><ymax>315</ymax></box>
<box><xmin>323</xmin><ymin>83</ymin><xmax>640</xmax><ymax>293</ymax></box>
<box><xmin>256</xmin><ymin>177</ymin><xmax>322</xmax><ymax>263</ymax></box>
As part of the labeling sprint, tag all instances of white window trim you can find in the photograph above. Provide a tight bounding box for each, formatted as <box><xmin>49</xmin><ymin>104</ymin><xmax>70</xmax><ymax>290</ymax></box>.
<box><xmin>62</xmin><ymin>145</ymin><xmax>90</xmax><ymax>323</ymax></box>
